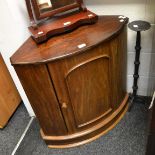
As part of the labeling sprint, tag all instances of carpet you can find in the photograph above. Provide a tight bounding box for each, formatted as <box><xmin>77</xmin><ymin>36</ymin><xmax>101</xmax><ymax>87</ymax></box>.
<box><xmin>0</xmin><ymin>103</ymin><xmax>30</xmax><ymax>155</ymax></box>
<box><xmin>15</xmin><ymin>103</ymin><xmax>149</xmax><ymax>155</ymax></box>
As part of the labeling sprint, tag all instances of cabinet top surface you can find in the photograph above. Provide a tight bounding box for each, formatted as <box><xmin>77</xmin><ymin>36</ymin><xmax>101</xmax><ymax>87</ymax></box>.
<box><xmin>11</xmin><ymin>16</ymin><xmax>128</xmax><ymax>65</ymax></box>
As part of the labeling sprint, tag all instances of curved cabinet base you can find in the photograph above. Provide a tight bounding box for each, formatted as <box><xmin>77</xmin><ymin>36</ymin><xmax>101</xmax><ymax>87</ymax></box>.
<box><xmin>40</xmin><ymin>94</ymin><xmax>129</xmax><ymax>148</ymax></box>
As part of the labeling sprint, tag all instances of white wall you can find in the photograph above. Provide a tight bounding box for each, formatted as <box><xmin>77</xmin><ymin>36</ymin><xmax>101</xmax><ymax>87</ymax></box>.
<box><xmin>0</xmin><ymin>0</ymin><xmax>34</xmax><ymax>116</ymax></box>
<box><xmin>85</xmin><ymin>0</ymin><xmax>155</xmax><ymax>96</ymax></box>
<box><xmin>0</xmin><ymin>0</ymin><xmax>154</xmax><ymax>116</ymax></box>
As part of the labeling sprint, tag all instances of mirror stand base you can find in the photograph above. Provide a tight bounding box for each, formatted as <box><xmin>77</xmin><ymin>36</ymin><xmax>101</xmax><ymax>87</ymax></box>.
<box><xmin>28</xmin><ymin>10</ymin><xmax>98</xmax><ymax>43</ymax></box>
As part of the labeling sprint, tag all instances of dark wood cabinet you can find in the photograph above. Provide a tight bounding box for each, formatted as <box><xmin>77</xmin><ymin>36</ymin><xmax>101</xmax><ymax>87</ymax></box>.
<box><xmin>11</xmin><ymin>16</ymin><xmax>129</xmax><ymax>148</ymax></box>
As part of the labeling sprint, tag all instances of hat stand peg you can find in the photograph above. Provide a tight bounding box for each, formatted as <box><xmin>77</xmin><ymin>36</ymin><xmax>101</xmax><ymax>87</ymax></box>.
<box><xmin>128</xmin><ymin>20</ymin><xmax>151</xmax><ymax>111</ymax></box>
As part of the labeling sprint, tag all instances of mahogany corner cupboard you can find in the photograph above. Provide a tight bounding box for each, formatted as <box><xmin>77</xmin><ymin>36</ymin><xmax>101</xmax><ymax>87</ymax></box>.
<box><xmin>11</xmin><ymin>16</ymin><xmax>129</xmax><ymax>148</ymax></box>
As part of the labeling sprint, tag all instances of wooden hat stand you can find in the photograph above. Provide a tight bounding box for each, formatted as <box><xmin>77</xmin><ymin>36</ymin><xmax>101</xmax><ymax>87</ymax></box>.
<box><xmin>25</xmin><ymin>0</ymin><xmax>98</xmax><ymax>43</ymax></box>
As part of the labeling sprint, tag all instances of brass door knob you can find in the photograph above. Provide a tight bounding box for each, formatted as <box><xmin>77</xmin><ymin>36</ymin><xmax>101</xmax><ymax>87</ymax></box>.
<box><xmin>62</xmin><ymin>102</ymin><xmax>67</xmax><ymax>109</ymax></box>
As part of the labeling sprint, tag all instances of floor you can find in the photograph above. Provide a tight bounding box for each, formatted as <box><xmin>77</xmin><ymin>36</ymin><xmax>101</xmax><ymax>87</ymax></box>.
<box><xmin>0</xmin><ymin>102</ymin><xmax>150</xmax><ymax>155</ymax></box>
<box><xmin>0</xmin><ymin>103</ymin><xmax>30</xmax><ymax>155</ymax></box>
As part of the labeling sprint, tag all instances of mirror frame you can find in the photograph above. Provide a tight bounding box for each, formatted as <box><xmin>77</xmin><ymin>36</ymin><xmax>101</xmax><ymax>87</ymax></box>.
<box><xmin>25</xmin><ymin>0</ymin><xmax>98</xmax><ymax>43</ymax></box>
<box><xmin>29</xmin><ymin>0</ymin><xmax>86</xmax><ymax>20</ymax></box>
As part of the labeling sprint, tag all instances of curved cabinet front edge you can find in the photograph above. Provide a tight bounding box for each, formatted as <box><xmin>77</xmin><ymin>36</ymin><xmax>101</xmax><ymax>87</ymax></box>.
<box><xmin>41</xmin><ymin>94</ymin><xmax>129</xmax><ymax>148</ymax></box>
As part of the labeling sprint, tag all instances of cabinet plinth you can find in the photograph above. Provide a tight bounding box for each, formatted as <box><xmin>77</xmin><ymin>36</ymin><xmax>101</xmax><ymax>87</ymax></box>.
<box><xmin>11</xmin><ymin>16</ymin><xmax>129</xmax><ymax>148</ymax></box>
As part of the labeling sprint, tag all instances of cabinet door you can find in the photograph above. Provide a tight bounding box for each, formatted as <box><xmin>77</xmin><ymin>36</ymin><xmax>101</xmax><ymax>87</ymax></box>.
<box><xmin>48</xmin><ymin>44</ymin><xmax>113</xmax><ymax>132</ymax></box>
<box><xmin>15</xmin><ymin>64</ymin><xmax>67</xmax><ymax>136</ymax></box>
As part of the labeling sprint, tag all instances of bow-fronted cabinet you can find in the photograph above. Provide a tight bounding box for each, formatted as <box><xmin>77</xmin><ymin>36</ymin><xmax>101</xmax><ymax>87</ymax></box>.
<box><xmin>11</xmin><ymin>16</ymin><xmax>129</xmax><ymax>148</ymax></box>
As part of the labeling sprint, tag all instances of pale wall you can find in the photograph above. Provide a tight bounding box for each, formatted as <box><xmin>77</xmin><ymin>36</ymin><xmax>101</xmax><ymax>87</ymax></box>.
<box><xmin>0</xmin><ymin>0</ymin><xmax>34</xmax><ymax>116</ymax></box>
<box><xmin>85</xmin><ymin>0</ymin><xmax>155</xmax><ymax>96</ymax></box>
<box><xmin>0</xmin><ymin>0</ymin><xmax>155</xmax><ymax>116</ymax></box>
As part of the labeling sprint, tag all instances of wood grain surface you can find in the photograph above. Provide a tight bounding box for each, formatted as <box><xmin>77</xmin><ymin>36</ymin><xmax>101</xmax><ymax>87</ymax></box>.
<box><xmin>11</xmin><ymin>16</ymin><xmax>128</xmax><ymax>65</ymax></box>
<box><xmin>0</xmin><ymin>53</ymin><xmax>21</xmax><ymax>128</ymax></box>
<box><xmin>11</xmin><ymin>16</ymin><xmax>128</xmax><ymax>147</ymax></box>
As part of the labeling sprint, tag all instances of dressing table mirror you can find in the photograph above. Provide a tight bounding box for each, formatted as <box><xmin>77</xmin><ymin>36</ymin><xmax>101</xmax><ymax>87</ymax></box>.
<box><xmin>25</xmin><ymin>0</ymin><xmax>98</xmax><ymax>43</ymax></box>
